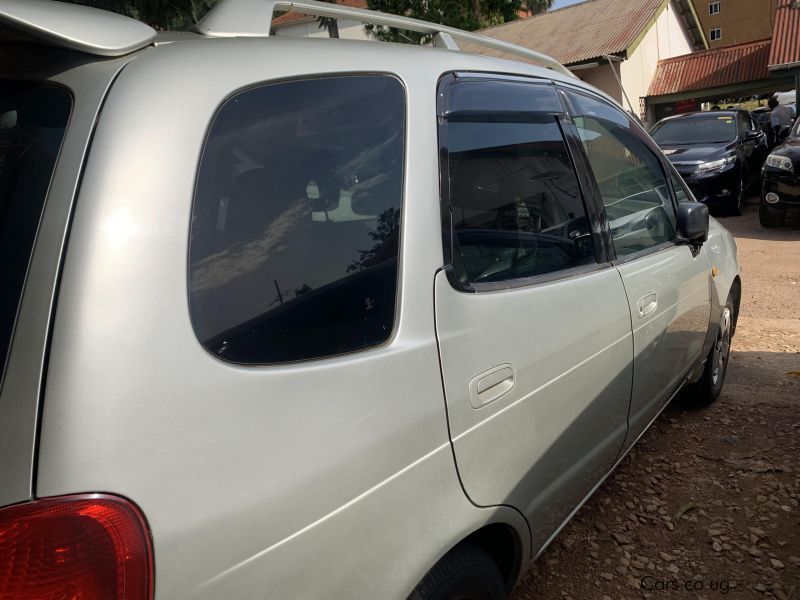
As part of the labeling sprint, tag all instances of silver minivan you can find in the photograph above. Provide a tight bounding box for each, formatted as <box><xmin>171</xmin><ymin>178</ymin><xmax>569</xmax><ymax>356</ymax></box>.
<box><xmin>0</xmin><ymin>1</ymin><xmax>741</xmax><ymax>598</ymax></box>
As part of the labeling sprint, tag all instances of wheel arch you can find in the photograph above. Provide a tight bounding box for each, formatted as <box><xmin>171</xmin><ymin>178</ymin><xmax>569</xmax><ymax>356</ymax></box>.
<box><xmin>729</xmin><ymin>275</ymin><xmax>741</xmax><ymax>336</ymax></box>
<box><xmin>462</xmin><ymin>522</ymin><xmax>525</xmax><ymax>593</ymax></box>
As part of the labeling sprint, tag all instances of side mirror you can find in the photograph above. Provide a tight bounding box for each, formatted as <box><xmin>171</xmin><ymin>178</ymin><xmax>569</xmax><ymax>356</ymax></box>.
<box><xmin>778</xmin><ymin>126</ymin><xmax>791</xmax><ymax>142</ymax></box>
<box><xmin>746</xmin><ymin>130</ymin><xmax>761</xmax><ymax>141</ymax></box>
<box><xmin>676</xmin><ymin>202</ymin><xmax>709</xmax><ymax>247</ymax></box>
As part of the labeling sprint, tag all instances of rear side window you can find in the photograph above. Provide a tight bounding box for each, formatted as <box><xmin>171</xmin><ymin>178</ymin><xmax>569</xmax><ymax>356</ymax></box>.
<box><xmin>439</xmin><ymin>77</ymin><xmax>597</xmax><ymax>288</ymax></box>
<box><xmin>189</xmin><ymin>76</ymin><xmax>405</xmax><ymax>364</ymax></box>
<box><xmin>0</xmin><ymin>81</ymin><xmax>71</xmax><ymax>382</ymax></box>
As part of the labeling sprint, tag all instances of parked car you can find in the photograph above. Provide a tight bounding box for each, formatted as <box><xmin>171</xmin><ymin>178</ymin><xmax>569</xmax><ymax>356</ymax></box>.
<box><xmin>0</xmin><ymin>1</ymin><xmax>742</xmax><ymax>599</ymax></box>
<box><xmin>760</xmin><ymin>118</ymin><xmax>800</xmax><ymax>227</ymax></box>
<box><xmin>650</xmin><ymin>110</ymin><xmax>768</xmax><ymax>215</ymax></box>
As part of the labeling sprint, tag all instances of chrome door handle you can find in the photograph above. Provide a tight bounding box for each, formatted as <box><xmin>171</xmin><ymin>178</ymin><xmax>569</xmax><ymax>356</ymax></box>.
<box><xmin>469</xmin><ymin>364</ymin><xmax>514</xmax><ymax>409</ymax></box>
<box><xmin>637</xmin><ymin>292</ymin><xmax>658</xmax><ymax>318</ymax></box>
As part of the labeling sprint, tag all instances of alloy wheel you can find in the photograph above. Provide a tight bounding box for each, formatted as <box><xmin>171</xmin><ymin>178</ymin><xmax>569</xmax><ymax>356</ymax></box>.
<box><xmin>711</xmin><ymin>306</ymin><xmax>732</xmax><ymax>387</ymax></box>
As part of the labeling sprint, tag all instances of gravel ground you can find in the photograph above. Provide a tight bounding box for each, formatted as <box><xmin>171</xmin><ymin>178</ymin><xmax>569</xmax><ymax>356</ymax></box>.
<box><xmin>512</xmin><ymin>197</ymin><xmax>800</xmax><ymax>600</ymax></box>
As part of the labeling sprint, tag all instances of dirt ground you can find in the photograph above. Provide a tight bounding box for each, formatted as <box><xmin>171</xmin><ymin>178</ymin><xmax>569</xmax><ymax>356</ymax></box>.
<box><xmin>512</xmin><ymin>198</ymin><xmax>800</xmax><ymax>600</ymax></box>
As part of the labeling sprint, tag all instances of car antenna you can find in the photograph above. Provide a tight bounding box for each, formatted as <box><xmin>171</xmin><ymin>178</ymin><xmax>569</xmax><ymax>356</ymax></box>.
<box><xmin>604</xmin><ymin>54</ymin><xmax>642</xmax><ymax>126</ymax></box>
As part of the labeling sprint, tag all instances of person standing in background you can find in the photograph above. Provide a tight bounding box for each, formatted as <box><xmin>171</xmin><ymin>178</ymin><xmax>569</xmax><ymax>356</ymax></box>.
<box><xmin>769</xmin><ymin>96</ymin><xmax>793</xmax><ymax>140</ymax></box>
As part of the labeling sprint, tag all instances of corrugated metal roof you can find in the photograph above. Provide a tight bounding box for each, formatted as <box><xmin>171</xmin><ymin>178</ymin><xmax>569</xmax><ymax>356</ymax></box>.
<box><xmin>648</xmin><ymin>39</ymin><xmax>771</xmax><ymax>97</ymax></box>
<box><xmin>272</xmin><ymin>0</ymin><xmax>367</xmax><ymax>27</ymax></box>
<box><xmin>477</xmin><ymin>0</ymin><xmax>666</xmax><ymax>66</ymax></box>
<box><xmin>769</xmin><ymin>0</ymin><xmax>800</xmax><ymax>69</ymax></box>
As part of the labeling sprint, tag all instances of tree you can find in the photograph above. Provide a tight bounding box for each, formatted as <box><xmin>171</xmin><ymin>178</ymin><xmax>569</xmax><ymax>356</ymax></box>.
<box><xmin>316</xmin><ymin>0</ymin><xmax>340</xmax><ymax>38</ymax></box>
<box><xmin>66</xmin><ymin>0</ymin><xmax>218</xmax><ymax>30</ymax></box>
<box><xmin>524</xmin><ymin>0</ymin><xmax>554</xmax><ymax>15</ymax></box>
<box><xmin>364</xmin><ymin>0</ymin><xmax>522</xmax><ymax>44</ymax></box>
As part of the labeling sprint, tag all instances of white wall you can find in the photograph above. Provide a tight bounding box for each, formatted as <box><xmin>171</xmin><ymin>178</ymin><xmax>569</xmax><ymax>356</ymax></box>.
<box><xmin>620</xmin><ymin>0</ymin><xmax>693</xmax><ymax>122</ymax></box>
<box><xmin>572</xmin><ymin>64</ymin><xmax>623</xmax><ymax>103</ymax></box>
<box><xmin>272</xmin><ymin>18</ymin><xmax>368</xmax><ymax>40</ymax></box>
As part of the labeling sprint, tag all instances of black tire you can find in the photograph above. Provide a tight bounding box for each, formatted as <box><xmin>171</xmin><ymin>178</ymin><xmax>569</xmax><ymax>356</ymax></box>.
<box><xmin>408</xmin><ymin>543</ymin><xmax>506</xmax><ymax>600</ymax></box>
<box><xmin>688</xmin><ymin>295</ymin><xmax>735</xmax><ymax>404</ymax></box>
<box><xmin>759</xmin><ymin>202</ymin><xmax>785</xmax><ymax>227</ymax></box>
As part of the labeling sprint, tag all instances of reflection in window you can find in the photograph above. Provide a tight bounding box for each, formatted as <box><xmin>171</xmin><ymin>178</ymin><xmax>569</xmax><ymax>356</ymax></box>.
<box><xmin>189</xmin><ymin>76</ymin><xmax>405</xmax><ymax>363</ymax></box>
<box><xmin>443</xmin><ymin>113</ymin><xmax>596</xmax><ymax>286</ymax></box>
<box><xmin>564</xmin><ymin>91</ymin><xmax>676</xmax><ymax>257</ymax></box>
<box><xmin>671</xmin><ymin>172</ymin><xmax>693</xmax><ymax>204</ymax></box>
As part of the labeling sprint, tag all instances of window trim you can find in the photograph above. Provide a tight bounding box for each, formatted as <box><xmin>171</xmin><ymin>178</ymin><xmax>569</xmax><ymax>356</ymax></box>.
<box><xmin>710</xmin><ymin>27</ymin><xmax>722</xmax><ymax>41</ymax></box>
<box><xmin>436</xmin><ymin>72</ymin><xmax>607</xmax><ymax>294</ymax></box>
<box><xmin>466</xmin><ymin>261</ymin><xmax>614</xmax><ymax>293</ymax></box>
<box><xmin>556</xmin><ymin>85</ymin><xmax>683</xmax><ymax>265</ymax></box>
<box><xmin>709</xmin><ymin>1</ymin><xmax>720</xmax><ymax>15</ymax></box>
<box><xmin>187</xmin><ymin>72</ymin><xmax>408</xmax><ymax>366</ymax></box>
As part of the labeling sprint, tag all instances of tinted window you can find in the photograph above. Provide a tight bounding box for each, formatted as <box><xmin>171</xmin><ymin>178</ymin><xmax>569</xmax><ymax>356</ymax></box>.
<box><xmin>670</xmin><ymin>171</ymin><xmax>693</xmax><ymax>204</ymax></box>
<box><xmin>651</xmin><ymin>115</ymin><xmax>737</xmax><ymax>144</ymax></box>
<box><xmin>189</xmin><ymin>76</ymin><xmax>404</xmax><ymax>364</ymax></box>
<box><xmin>0</xmin><ymin>81</ymin><xmax>71</xmax><ymax>383</ymax></box>
<box><xmin>440</xmin><ymin>81</ymin><xmax>596</xmax><ymax>287</ymax></box>
<box><xmin>563</xmin><ymin>90</ymin><xmax>676</xmax><ymax>257</ymax></box>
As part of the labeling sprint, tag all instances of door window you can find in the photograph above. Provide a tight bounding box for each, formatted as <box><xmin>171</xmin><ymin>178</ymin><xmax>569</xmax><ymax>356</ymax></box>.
<box><xmin>670</xmin><ymin>171</ymin><xmax>693</xmax><ymax>204</ymax></box>
<box><xmin>438</xmin><ymin>78</ymin><xmax>597</xmax><ymax>288</ymax></box>
<box><xmin>737</xmin><ymin>113</ymin><xmax>749</xmax><ymax>140</ymax></box>
<box><xmin>189</xmin><ymin>75</ymin><xmax>405</xmax><ymax>364</ymax></box>
<box><xmin>562</xmin><ymin>90</ymin><xmax>676</xmax><ymax>258</ymax></box>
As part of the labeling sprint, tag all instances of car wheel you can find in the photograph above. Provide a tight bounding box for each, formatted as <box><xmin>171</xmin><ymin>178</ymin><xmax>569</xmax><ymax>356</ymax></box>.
<box><xmin>408</xmin><ymin>543</ymin><xmax>506</xmax><ymax>600</ymax></box>
<box><xmin>730</xmin><ymin>173</ymin><xmax>745</xmax><ymax>216</ymax></box>
<box><xmin>688</xmin><ymin>296</ymin><xmax>734</xmax><ymax>404</ymax></box>
<box><xmin>759</xmin><ymin>202</ymin><xmax>785</xmax><ymax>227</ymax></box>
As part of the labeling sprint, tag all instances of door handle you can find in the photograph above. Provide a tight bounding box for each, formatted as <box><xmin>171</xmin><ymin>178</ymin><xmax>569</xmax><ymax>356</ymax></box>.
<box><xmin>637</xmin><ymin>292</ymin><xmax>658</xmax><ymax>319</ymax></box>
<box><xmin>469</xmin><ymin>364</ymin><xmax>514</xmax><ymax>409</ymax></box>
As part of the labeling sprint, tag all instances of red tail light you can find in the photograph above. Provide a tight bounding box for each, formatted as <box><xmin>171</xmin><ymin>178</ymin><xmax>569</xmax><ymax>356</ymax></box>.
<box><xmin>0</xmin><ymin>494</ymin><xmax>153</xmax><ymax>599</ymax></box>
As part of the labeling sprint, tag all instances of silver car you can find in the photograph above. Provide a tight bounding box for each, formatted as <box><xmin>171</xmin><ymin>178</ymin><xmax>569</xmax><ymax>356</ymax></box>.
<box><xmin>0</xmin><ymin>1</ymin><xmax>741</xmax><ymax>598</ymax></box>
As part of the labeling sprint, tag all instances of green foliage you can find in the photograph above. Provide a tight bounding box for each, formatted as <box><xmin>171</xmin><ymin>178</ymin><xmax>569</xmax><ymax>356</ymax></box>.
<box><xmin>365</xmin><ymin>0</ymin><xmax>523</xmax><ymax>43</ymax></box>
<box><xmin>316</xmin><ymin>0</ymin><xmax>340</xmax><ymax>38</ymax></box>
<box><xmin>66</xmin><ymin>0</ymin><xmax>218</xmax><ymax>30</ymax></box>
<box><xmin>524</xmin><ymin>0</ymin><xmax>554</xmax><ymax>15</ymax></box>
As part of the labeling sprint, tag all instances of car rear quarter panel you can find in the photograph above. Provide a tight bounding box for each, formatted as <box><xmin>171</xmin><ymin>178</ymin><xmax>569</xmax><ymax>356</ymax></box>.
<box><xmin>35</xmin><ymin>39</ymin><xmax>541</xmax><ymax>598</ymax></box>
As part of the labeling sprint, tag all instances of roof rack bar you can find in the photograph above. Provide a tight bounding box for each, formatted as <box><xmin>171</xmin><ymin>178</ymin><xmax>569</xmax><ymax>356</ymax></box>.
<box><xmin>195</xmin><ymin>0</ymin><xmax>574</xmax><ymax>77</ymax></box>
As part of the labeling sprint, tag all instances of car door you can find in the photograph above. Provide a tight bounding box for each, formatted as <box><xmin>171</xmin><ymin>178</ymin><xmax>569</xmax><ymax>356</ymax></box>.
<box><xmin>434</xmin><ymin>74</ymin><xmax>634</xmax><ymax>552</ymax></box>
<box><xmin>737</xmin><ymin>112</ymin><xmax>757</xmax><ymax>180</ymax></box>
<box><xmin>745</xmin><ymin>112</ymin><xmax>768</xmax><ymax>175</ymax></box>
<box><xmin>560</xmin><ymin>88</ymin><xmax>712</xmax><ymax>445</ymax></box>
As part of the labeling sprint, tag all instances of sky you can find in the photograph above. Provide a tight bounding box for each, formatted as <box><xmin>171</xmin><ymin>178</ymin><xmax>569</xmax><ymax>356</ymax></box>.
<box><xmin>550</xmin><ymin>0</ymin><xmax>585</xmax><ymax>10</ymax></box>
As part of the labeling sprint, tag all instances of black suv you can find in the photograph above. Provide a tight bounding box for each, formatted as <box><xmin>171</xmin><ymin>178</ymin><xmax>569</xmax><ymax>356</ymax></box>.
<box><xmin>760</xmin><ymin>118</ymin><xmax>800</xmax><ymax>226</ymax></box>
<box><xmin>651</xmin><ymin>110</ymin><xmax>768</xmax><ymax>215</ymax></box>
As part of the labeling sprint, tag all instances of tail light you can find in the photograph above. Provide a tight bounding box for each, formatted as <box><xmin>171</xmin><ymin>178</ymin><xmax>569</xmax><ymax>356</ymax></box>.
<box><xmin>0</xmin><ymin>494</ymin><xmax>153</xmax><ymax>599</ymax></box>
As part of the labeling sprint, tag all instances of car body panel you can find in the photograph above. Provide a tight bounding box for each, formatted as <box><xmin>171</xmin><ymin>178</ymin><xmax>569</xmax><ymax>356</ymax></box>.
<box><xmin>434</xmin><ymin>267</ymin><xmax>633</xmax><ymax>553</ymax></box>
<box><xmin>616</xmin><ymin>245</ymin><xmax>711</xmax><ymax>443</ymax></box>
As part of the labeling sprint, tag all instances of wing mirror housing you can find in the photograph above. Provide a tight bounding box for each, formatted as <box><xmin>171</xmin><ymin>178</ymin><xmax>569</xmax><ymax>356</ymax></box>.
<box><xmin>745</xmin><ymin>130</ymin><xmax>761</xmax><ymax>141</ymax></box>
<box><xmin>676</xmin><ymin>202</ymin><xmax>709</xmax><ymax>249</ymax></box>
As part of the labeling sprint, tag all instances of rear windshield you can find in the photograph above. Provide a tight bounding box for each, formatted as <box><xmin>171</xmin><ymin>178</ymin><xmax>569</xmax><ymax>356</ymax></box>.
<box><xmin>651</xmin><ymin>115</ymin><xmax>737</xmax><ymax>145</ymax></box>
<box><xmin>0</xmin><ymin>81</ymin><xmax>71</xmax><ymax>382</ymax></box>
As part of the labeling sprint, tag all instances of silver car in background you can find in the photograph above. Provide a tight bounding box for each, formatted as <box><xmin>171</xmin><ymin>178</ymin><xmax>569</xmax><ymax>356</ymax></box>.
<box><xmin>0</xmin><ymin>0</ymin><xmax>741</xmax><ymax>598</ymax></box>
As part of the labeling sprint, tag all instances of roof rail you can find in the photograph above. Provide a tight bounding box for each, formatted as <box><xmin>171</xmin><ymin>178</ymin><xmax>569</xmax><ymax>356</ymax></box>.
<box><xmin>195</xmin><ymin>0</ymin><xmax>574</xmax><ymax>77</ymax></box>
<box><xmin>0</xmin><ymin>0</ymin><xmax>155</xmax><ymax>57</ymax></box>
